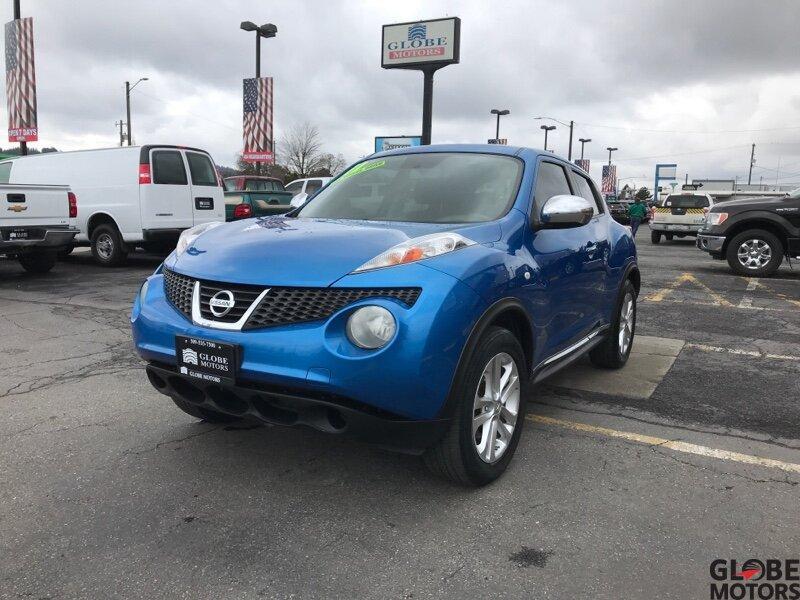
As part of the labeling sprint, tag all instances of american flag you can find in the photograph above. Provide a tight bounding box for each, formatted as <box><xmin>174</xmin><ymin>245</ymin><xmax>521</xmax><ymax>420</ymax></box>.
<box><xmin>601</xmin><ymin>164</ymin><xmax>616</xmax><ymax>194</ymax></box>
<box><xmin>5</xmin><ymin>17</ymin><xmax>37</xmax><ymax>142</ymax></box>
<box><xmin>574</xmin><ymin>159</ymin><xmax>590</xmax><ymax>172</ymax></box>
<box><xmin>242</xmin><ymin>76</ymin><xmax>273</xmax><ymax>163</ymax></box>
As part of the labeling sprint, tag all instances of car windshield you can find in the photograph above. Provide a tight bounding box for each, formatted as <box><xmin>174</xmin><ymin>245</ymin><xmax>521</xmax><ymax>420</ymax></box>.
<box><xmin>297</xmin><ymin>152</ymin><xmax>523</xmax><ymax>223</ymax></box>
<box><xmin>664</xmin><ymin>194</ymin><xmax>709</xmax><ymax>208</ymax></box>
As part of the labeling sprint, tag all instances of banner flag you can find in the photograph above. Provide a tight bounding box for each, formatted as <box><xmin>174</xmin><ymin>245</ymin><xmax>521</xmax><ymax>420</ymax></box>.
<box><xmin>601</xmin><ymin>164</ymin><xmax>617</xmax><ymax>194</ymax></box>
<box><xmin>242</xmin><ymin>77</ymin><xmax>273</xmax><ymax>163</ymax></box>
<box><xmin>5</xmin><ymin>17</ymin><xmax>37</xmax><ymax>142</ymax></box>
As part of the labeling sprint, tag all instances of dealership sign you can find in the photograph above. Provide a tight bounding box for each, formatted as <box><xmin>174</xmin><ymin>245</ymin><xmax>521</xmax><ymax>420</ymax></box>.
<box><xmin>375</xmin><ymin>136</ymin><xmax>422</xmax><ymax>153</ymax></box>
<box><xmin>381</xmin><ymin>17</ymin><xmax>460</xmax><ymax>69</ymax></box>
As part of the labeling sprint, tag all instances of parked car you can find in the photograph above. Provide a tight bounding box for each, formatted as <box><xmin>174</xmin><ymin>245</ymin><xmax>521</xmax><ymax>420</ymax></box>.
<box><xmin>132</xmin><ymin>145</ymin><xmax>640</xmax><ymax>486</ymax></box>
<box><xmin>222</xmin><ymin>176</ymin><xmax>294</xmax><ymax>221</ymax></box>
<box><xmin>649</xmin><ymin>192</ymin><xmax>714</xmax><ymax>243</ymax></box>
<box><xmin>0</xmin><ymin>146</ymin><xmax>225</xmax><ymax>265</ymax></box>
<box><xmin>0</xmin><ymin>182</ymin><xmax>78</xmax><ymax>273</ymax></box>
<box><xmin>697</xmin><ymin>187</ymin><xmax>800</xmax><ymax>276</ymax></box>
<box><xmin>285</xmin><ymin>177</ymin><xmax>331</xmax><ymax>207</ymax></box>
<box><xmin>607</xmin><ymin>200</ymin><xmax>630</xmax><ymax>224</ymax></box>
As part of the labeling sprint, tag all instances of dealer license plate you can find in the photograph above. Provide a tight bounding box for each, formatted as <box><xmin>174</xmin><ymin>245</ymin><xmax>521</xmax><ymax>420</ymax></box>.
<box><xmin>175</xmin><ymin>335</ymin><xmax>238</xmax><ymax>385</ymax></box>
<box><xmin>9</xmin><ymin>228</ymin><xmax>28</xmax><ymax>240</ymax></box>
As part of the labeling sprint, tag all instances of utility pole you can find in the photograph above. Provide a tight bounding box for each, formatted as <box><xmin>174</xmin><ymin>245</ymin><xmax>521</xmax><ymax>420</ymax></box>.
<box><xmin>567</xmin><ymin>120</ymin><xmax>574</xmax><ymax>161</ymax></box>
<box><xmin>748</xmin><ymin>143</ymin><xmax>755</xmax><ymax>185</ymax></box>
<box><xmin>13</xmin><ymin>0</ymin><xmax>27</xmax><ymax>156</ymax></box>
<box><xmin>125</xmin><ymin>82</ymin><xmax>131</xmax><ymax>146</ymax></box>
<box><xmin>115</xmin><ymin>120</ymin><xmax>125</xmax><ymax>146</ymax></box>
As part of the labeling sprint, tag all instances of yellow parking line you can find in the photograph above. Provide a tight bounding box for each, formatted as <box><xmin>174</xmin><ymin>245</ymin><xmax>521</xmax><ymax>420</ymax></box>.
<box><xmin>644</xmin><ymin>272</ymin><xmax>734</xmax><ymax>307</ymax></box>
<box><xmin>527</xmin><ymin>414</ymin><xmax>800</xmax><ymax>475</ymax></box>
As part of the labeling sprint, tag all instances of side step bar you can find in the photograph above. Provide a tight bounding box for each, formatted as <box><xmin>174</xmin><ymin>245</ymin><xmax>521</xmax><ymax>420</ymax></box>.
<box><xmin>531</xmin><ymin>325</ymin><xmax>609</xmax><ymax>384</ymax></box>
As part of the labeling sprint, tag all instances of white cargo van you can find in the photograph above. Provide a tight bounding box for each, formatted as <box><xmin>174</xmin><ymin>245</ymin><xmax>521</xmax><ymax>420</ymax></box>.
<box><xmin>0</xmin><ymin>145</ymin><xmax>225</xmax><ymax>265</ymax></box>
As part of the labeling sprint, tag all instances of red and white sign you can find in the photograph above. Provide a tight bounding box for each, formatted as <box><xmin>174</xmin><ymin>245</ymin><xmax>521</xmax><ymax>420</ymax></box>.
<box><xmin>5</xmin><ymin>17</ymin><xmax>38</xmax><ymax>142</ymax></box>
<box><xmin>242</xmin><ymin>77</ymin><xmax>274</xmax><ymax>164</ymax></box>
<box><xmin>381</xmin><ymin>18</ymin><xmax>460</xmax><ymax>69</ymax></box>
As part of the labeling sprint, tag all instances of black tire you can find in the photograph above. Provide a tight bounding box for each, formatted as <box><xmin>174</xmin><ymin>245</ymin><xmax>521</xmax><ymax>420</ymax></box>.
<box><xmin>57</xmin><ymin>244</ymin><xmax>75</xmax><ymax>259</ymax></box>
<box><xmin>665</xmin><ymin>234</ymin><xmax>674</xmax><ymax>241</ymax></box>
<box><xmin>651</xmin><ymin>231</ymin><xmax>662</xmax><ymax>244</ymax></box>
<box><xmin>91</xmin><ymin>223</ymin><xmax>128</xmax><ymax>266</ymax></box>
<box><xmin>590</xmin><ymin>279</ymin><xmax>637</xmax><ymax>369</ymax></box>
<box><xmin>725</xmin><ymin>229</ymin><xmax>784</xmax><ymax>277</ymax></box>
<box><xmin>170</xmin><ymin>397</ymin><xmax>242</xmax><ymax>424</ymax></box>
<box><xmin>424</xmin><ymin>326</ymin><xmax>528</xmax><ymax>486</ymax></box>
<box><xmin>18</xmin><ymin>251</ymin><xmax>57</xmax><ymax>274</ymax></box>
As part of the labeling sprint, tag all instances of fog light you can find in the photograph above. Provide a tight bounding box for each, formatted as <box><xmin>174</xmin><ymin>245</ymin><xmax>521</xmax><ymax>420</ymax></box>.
<box><xmin>346</xmin><ymin>306</ymin><xmax>396</xmax><ymax>349</ymax></box>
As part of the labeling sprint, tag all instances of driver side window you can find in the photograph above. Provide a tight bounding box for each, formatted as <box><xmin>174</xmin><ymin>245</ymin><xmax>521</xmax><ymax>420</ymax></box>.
<box><xmin>533</xmin><ymin>162</ymin><xmax>572</xmax><ymax>217</ymax></box>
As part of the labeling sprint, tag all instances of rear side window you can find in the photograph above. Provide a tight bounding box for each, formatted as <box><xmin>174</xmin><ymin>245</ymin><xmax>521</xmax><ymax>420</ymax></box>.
<box><xmin>285</xmin><ymin>181</ymin><xmax>303</xmax><ymax>195</ymax></box>
<box><xmin>187</xmin><ymin>153</ymin><xmax>218</xmax><ymax>186</ymax></box>
<box><xmin>534</xmin><ymin>162</ymin><xmax>572</xmax><ymax>214</ymax></box>
<box><xmin>0</xmin><ymin>162</ymin><xmax>11</xmax><ymax>183</ymax></box>
<box><xmin>572</xmin><ymin>172</ymin><xmax>604</xmax><ymax>215</ymax></box>
<box><xmin>224</xmin><ymin>194</ymin><xmax>245</xmax><ymax>206</ymax></box>
<box><xmin>665</xmin><ymin>194</ymin><xmax>709</xmax><ymax>208</ymax></box>
<box><xmin>152</xmin><ymin>151</ymin><xmax>187</xmax><ymax>185</ymax></box>
<box><xmin>305</xmin><ymin>179</ymin><xmax>323</xmax><ymax>195</ymax></box>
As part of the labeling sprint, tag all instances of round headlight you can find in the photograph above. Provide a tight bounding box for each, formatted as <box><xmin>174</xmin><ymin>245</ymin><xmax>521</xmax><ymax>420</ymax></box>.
<box><xmin>346</xmin><ymin>306</ymin><xmax>397</xmax><ymax>349</ymax></box>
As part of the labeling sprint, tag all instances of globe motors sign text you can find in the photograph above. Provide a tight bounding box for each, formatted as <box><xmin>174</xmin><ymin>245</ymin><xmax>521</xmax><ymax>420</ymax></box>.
<box><xmin>381</xmin><ymin>17</ymin><xmax>460</xmax><ymax>69</ymax></box>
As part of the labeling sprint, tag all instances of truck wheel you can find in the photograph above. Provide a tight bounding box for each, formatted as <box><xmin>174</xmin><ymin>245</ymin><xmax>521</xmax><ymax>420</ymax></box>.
<box><xmin>424</xmin><ymin>326</ymin><xmax>527</xmax><ymax>486</ymax></box>
<box><xmin>171</xmin><ymin>397</ymin><xmax>242</xmax><ymax>424</ymax></box>
<box><xmin>91</xmin><ymin>224</ymin><xmax>128</xmax><ymax>266</ymax></box>
<box><xmin>590</xmin><ymin>280</ymin><xmax>636</xmax><ymax>369</ymax></box>
<box><xmin>726</xmin><ymin>229</ymin><xmax>783</xmax><ymax>277</ymax></box>
<box><xmin>18</xmin><ymin>251</ymin><xmax>57</xmax><ymax>274</ymax></box>
<box><xmin>651</xmin><ymin>231</ymin><xmax>662</xmax><ymax>244</ymax></box>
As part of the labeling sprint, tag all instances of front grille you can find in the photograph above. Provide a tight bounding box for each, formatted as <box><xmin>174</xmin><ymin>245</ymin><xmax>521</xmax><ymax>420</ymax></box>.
<box><xmin>244</xmin><ymin>287</ymin><xmax>421</xmax><ymax>330</ymax></box>
<box><xmin>163</xmin><ymin>269</ymin><xmax>194</xmax><ymax>318</ymax></box>
<box><xmin>163</xmin><ymin>268</ymin><xmax>420</xmax><ymax>329</ymax></box>
<box><xmin>198</xmin><ymin>280</ymin><xmax>262</xmax><ymax>323</ymax></box>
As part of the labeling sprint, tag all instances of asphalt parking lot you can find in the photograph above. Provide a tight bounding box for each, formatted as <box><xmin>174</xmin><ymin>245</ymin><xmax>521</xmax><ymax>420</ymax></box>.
<box><xmin>1</xmin><ymin>238</ymin><xmax>799</xmax><ymax>599</ymax></box>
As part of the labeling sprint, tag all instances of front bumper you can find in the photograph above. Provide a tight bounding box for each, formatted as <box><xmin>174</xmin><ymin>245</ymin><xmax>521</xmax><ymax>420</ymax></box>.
<box><xmin>146</xmin><ymin>362</ymin><xmax>449</xmax><ymax>454</ymax></box>
<box><xmin>131</xmin><ymin>262</ymin><xmax>487</xmax><ymax>424</ymax></box>
<box><xmin>696</xmin><ymin>233</ymin><xmax>726</xmax><ymax>254</ymax></box>
<box><xmin>0</xmin><ymin>226</ymin><xmax>78</xmax><ymax>251</ymax></box>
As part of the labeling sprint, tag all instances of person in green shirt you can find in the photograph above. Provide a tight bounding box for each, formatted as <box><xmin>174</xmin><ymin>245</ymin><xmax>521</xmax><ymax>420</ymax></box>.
<box><xmin>627</xmin><ymin>197</ymin><xmax>648</xmax><ymax>237</ymax></box>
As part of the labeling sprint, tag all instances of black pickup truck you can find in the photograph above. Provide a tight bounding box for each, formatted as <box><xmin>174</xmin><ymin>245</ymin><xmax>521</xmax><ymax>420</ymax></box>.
<box><xmin>697</xmin><ymin>189</ymin><xmax>800</xmax><ymax>276</ymax></box>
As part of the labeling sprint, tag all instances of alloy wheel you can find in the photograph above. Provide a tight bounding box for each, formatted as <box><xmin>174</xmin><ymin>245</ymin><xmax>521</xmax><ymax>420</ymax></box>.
<box><xmin>737</xmin><ymin>239</ymin><xmax>771</xmax><ymax>270</ymax></box>
<box><xmin>472</xmin><ymin>352</ymin><xmax>520</xmax><ymax>464</ymax></box>
<box><xmin>618</xmin><ymin>292</ymin><xmax>634</xmax><ymax>355</ymax></box>
<box><xmin>96</xmin><ymin>233</ymin><xmax>114</xmax><ymax>260</ymax></box>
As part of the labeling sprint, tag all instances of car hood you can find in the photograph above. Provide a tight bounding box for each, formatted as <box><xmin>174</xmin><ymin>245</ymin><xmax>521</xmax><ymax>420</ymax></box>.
<box><xmin>165</xmin><ymin>216</ymin><xmax>501</xmax><ymax>286</ymax></box>
<box><xmin>712</xmin><ymin>195</ymin><xmax>790</xmax><ymax>210</ymax></box>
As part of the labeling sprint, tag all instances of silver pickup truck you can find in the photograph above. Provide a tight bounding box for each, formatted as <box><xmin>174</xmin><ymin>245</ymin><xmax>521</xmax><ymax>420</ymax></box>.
<box><xmin>0</xmin><ymin>183</ymin><xmax>79</xmax><ymax>273</ymax></box>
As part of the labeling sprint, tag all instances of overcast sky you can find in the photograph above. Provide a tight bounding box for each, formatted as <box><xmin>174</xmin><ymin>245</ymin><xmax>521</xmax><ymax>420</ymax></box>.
<box><xmin>3</xmin><ymin>0</ymin><xmax>800</xmax><ymax>189</ymax></box>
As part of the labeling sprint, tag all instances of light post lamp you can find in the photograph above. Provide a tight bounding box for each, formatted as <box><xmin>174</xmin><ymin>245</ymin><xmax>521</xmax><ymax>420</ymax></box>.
<box><xmin>535</xmin><ymin>116</ymin><xmax>574</xmax><ymax>160</ymax></box>
<box><xmin>578</xmin><ymin>137</ymin><xmax>591</xmax><ymax>160</ymax></box>
<box><xmin>240</xmin><ymin>21</ymin><xmax>278</xmax><ymax>78</ymax></box>
<box><xmin>125</xmin><ymin>77</ymin><xmax>148</xmax><ymax>146</ymax></box>
<box><xmin>606</xmin><ymin>146</ymin><xmax>618</xmax><ymax>166</ymax></box>
<box><xmin>540</xmin><ymin>125</ymin><xmax>556</xmax><ymax>151</ymax></box>
<box><xmin>490</xmin><ymin>109</ymin><xmax>510</xmax><ymax>142</ymax></box>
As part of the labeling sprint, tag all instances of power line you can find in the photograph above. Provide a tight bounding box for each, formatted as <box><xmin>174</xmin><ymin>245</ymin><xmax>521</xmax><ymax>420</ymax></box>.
<box><xmin>576</xmin><ymin>121</ymin><xmax>800</xmax><ymax>135</ymax></box>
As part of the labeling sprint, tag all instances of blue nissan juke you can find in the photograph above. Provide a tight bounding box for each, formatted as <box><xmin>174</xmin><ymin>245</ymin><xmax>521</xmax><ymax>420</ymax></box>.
<box><xmin>131</xmin><ymin>144</ymin><xmax>640</xmax><ymax>486</ymax></box>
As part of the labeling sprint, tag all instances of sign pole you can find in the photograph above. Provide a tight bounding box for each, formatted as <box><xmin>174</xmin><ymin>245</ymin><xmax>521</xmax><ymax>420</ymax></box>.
<box><xmin>421</xmin><ymin>67</ymin><xmax>438</xmax><ymax>145</ymax></box>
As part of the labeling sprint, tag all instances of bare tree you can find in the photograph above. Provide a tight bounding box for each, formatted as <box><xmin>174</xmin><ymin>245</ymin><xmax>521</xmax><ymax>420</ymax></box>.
<box><xmin>316</xmin><ymin>152</ymin><xmax>347</xmax><ymax>176</ymax></box>
<box><xmin>279</xmin><ymin>122</ymin><xmax>324</xmax><ymax>178</ymax></box>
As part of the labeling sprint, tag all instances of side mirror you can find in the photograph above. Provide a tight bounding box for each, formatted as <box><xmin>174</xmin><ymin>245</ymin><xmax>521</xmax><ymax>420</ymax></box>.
<box><xmin>540</xmin><ymin>194</ymin><xmax>594</xmax><ymax>228</ymax></box>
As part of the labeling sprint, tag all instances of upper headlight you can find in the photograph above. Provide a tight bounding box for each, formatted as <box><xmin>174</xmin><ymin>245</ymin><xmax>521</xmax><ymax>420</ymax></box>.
<box><xmin>176</xmin><ymin>221</ymin><xmax>224</xmax><ymax>257</ymax></box>
<box><xmin>352</xmin><ymin>232</ymin><xmax>475</xmax><ymax>273</ymax></box>
<box><xmin>706</xmin><ymin>212</ymin><xmax>728</xmax><ymax>227</ymax></box>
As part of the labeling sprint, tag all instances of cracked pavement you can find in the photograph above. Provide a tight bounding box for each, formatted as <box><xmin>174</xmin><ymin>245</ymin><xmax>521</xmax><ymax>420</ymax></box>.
<box><xmin>1</xmin><ymin>244</ymin><xmax>799</xmax><ymax>600</ymax></box>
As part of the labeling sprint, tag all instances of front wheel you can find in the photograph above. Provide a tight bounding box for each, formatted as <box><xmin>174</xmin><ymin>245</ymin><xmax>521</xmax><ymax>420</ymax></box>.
<box><xmin>590</xmin><ymin>280</ymin><xmax>636</xmax><ymax>369</ymax></box>
<box><xmin>726</xmin><ymin>229</ymin><xmax>783</xmax><ymax>277</ymax></box>
<box><xmin>19</xmin><ymin>251</ymin><xmax>57</xmax><ymax>274</ymax></box>
<box><xmin>424</xmin><ymin>326</ymin><xmax>528</xmax><ymax>486</ymax></box>
<box><xmin>91</xmin><ymin>224</ymin><xmax>128</xmax><ymax>266</ymax></box>
<box><xmin>651</xmin><ymin>231</ymin><xmax>662</xmax><ymax>244</ymax></box>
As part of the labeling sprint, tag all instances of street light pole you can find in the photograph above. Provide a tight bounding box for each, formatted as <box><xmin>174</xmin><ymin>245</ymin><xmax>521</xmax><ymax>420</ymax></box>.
<box><xmin>240</xmin><ymin>22</ymin><xmax>278</xmax><ymax>172</ymax></box>
<box><xmin>535</xmin><ymin>116</ymin><xmax>573</xmax><ymax>159</ymax></box>
<box><xmin>125</xmin><ymin>77</ymin><xmax>148</xmax><ymax>146</ymax></box>
<box><xmin>578</xmin><ymin>138</ymin><xmax>591</xmax><ymax>160</ymax></box>
<box><xmin>541</xmin><ymin>125</ymin><xmax>556</xmax><ymax>151</ymax></box>
<box><xmin>607</xmin><ymin>146</ymin><xmax>618</xmax><ymax>166</ymax></box>
<box><xmin>490</xmin><ymin>109</ymin><xmax>510</xmax><ymax>141</ymax></box>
